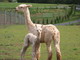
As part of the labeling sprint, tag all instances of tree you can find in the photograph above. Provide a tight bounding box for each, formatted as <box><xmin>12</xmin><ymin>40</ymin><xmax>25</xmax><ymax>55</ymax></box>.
<box><xmin>8</xmin><ymin>0</ymin><xmax>17</xmax><ymax>2</ymax></box>
<box><xmin>17</xmin><ymin>0</ymin><xmax>80</xmax><ymax>4</ymax></box>
<box><xmin>3</xmin><ymin>0</ymin><xmax>9</xmax><ymax>2</ymax></box>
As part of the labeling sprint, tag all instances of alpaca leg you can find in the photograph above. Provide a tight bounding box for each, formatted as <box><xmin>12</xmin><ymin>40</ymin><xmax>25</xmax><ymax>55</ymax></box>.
<box><xmin>46</xmin><ymin>44</ymin><xmax>52</xmax><ymax>60</ymax></box>
<box><xmin>54</xmin><ymin>42</ymin><xmax>62</xmax><ymax>60</ymax></box>
<box><xmin>20</xmin><ymin>35</ymin><xmax>30</xmax><ymax>60</ymax></box>
<box><xmin>36</xmin><ymin>44</ymin><xmax>40</xmax><ymax>60</ymax></box>
<box><xmin>32</xmin><ymin>52</ymin><xmax>37</xmax><ymax>60</ymax></box>
<box><xmin>32</xmin><ymin>44</ymin><xmax>37</xmax><ymax>60</ymax></box>
<box><xmin>53</xmin><ymin>33</ymin><xmax>62</xmax><ymax>60</ymax></box>
<box><xmin>20</xmin><ymin>44</ymin><xmax>29</xmax><ymax>60</ymax></box>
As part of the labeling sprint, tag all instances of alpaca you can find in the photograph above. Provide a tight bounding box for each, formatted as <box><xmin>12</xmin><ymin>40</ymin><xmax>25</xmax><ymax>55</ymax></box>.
<box><xmin>16</xmin><ymin>4</ymin><xmax>62</xmax><ymax>60</ymax></box>
<box><xmin>21</xmin><ymin>25</ymin><xmax>41</xmax><ymax>60</ymax></box>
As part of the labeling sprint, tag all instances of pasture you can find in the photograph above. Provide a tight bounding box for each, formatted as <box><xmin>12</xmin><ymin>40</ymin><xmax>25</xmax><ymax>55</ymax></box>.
<box><xmin>0</xmin><ymin>2</ymin><xmax>68</xmax><ymax>8</ymax></box>
<box><xmin>0</xmin><ymin>25</ymin><xmax>80</xmax><ymax>60</ymax></box>
<box><xmin>0</xmin><ymin>2</ymin><xmax>80</xmax><ymax>60</ymax></box>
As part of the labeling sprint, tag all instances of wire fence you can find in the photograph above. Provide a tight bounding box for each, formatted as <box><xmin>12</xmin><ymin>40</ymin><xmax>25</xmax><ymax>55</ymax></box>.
<box><xmin>0</xmin><ymin>8</ymin><xmax>25</xmax><ymax>25</ymax></box>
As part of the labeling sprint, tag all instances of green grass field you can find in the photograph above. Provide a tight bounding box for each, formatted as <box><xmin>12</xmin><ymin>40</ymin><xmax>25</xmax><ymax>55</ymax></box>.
<box><xmin>0</xmin><ymin>25</ymin><xmax>80</xmax><ymax>60</ymax></box>
<box><xmin>0</xmin><ymin>2</ymin><xmax>68</xmax><ymax>8</ymax></box>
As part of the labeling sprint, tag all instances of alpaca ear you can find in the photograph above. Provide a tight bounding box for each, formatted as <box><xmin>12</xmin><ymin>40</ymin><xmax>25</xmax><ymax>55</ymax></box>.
<box><xmin>27</xmin><ymin>4</ymin><xmax>32</xmax><ymax>7</ymax></box>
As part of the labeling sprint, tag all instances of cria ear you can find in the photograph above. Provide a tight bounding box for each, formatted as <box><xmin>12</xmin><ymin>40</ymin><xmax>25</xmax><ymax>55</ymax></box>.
<box><xmin>27</xmin><ymin>4</ymin><xmax>32</xmax><ymax>7</ymax></box>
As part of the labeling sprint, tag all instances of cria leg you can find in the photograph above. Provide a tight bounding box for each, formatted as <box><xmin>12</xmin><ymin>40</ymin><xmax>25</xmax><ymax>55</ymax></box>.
<box><xmin>32</xmin><ymin>45</ymin><xmax>37</xmax><ymax>60</ymax></box>
<box><xmin>20</xmin><ymin>35</ymin><xmax>30</xmax><ymax>60</ymax></box>
<box><xmin>32</xmin><ymin>43</ymin><xmax>40</xmax><ymax>60</ymax></box>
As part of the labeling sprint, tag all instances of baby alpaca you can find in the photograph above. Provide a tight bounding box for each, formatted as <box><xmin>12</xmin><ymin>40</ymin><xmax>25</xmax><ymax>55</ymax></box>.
<box><xmin>21</xmin><ymin>26</ymin><xmax>41</xmax><ymax>60</ymax></box>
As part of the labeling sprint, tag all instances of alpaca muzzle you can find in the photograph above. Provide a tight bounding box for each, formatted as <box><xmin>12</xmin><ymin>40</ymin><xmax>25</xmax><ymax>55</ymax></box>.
<box><xmin>15</xmin><ymin>7</ymin><xmax>18</xmax><ymax>11</ymax></box>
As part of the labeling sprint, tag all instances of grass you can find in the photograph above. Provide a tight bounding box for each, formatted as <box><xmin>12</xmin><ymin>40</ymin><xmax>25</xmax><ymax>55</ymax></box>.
<box><xmin>0</xmin><ymin>2</ymin><xmax>68</xmax><ymax>8</ymax></box>
<box><xmin>59</xmin><ymin>26</ymin><xmax>80</xmax><ymax>60</ymax></box>
<box><xmin>0</xmin><ymin>25</ymin><xmax>80</xmax><ymax>60</ymax></box>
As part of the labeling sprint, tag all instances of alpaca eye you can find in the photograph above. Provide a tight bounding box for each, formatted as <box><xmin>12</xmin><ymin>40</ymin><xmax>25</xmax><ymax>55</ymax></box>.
<box><xmin>19</xmin><ymin>7</ymin><xmax>23</xmax><ymax>8</ymax></box>
<box><xmin>20</xmin><ymin>7</ymin><xmax>23</xmax><ymax>8</ymax></box>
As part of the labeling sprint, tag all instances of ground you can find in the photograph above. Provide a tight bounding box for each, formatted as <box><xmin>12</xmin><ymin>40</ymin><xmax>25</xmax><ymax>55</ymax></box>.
<box><xmin>0</xmin><ymin>25</ymin><xmax>80</xmax><ymax>60</ymax></box>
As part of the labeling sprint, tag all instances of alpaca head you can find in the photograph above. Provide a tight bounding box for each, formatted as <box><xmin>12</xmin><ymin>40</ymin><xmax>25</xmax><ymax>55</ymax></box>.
<box><xmin>35</xmin><ymin>25</ymin><xmax>42</xmax><ymax>39</ymax></box>
<box><xmin>16</xmin><ymin>4</ymin><xmax>32</xmax><ymax>12</ymax></box>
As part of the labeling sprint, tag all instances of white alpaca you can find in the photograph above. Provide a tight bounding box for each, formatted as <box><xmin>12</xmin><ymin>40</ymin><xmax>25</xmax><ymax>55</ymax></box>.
<box><xmin>21</xmin><ymin>25</ymin><xmax>41</xmax><ymax>60</ymax></box>
<box><xmin>16</xmin><ymin>4</ymin><xmax>62</xmax><ymax>60</ymax></box>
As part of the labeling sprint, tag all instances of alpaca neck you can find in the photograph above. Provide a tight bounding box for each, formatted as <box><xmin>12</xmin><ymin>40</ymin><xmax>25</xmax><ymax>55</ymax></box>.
<box><xmin>24</xmin><ymin>8</ymin><xmax>34</xmax><ymax>30</ymax></box>
<box><xmin>37</xmin><ymin>31</ymin><xmax>41</xmax><ymax>40</ymax></box>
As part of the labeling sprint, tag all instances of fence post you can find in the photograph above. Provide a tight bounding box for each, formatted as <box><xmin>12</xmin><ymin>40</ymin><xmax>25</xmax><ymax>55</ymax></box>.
<box><xmin>4</xmin><ymin>10</ymin><xmax>7</xmax><ymax>25</ymax></box>
<box><xmin>15</xmin><ymin>12</ymin><xmax>18</xmax><ymax>24</ymax></box>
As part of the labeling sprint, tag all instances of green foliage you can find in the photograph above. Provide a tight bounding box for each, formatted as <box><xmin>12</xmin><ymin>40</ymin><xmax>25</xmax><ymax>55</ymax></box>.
<box><xmin>3</xmin><ymin>0</ymin><xmax>9</xmax><ymax>2</ymax></box>
<box><xmin>16</xmin><ymin>0</ymin><xmax>80</xmax><ymax>4</ymax></box>
<box><xmin>1</xmin><ymin>0</ymin><xmax>80</xmax><ymax>4</ymax></box>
